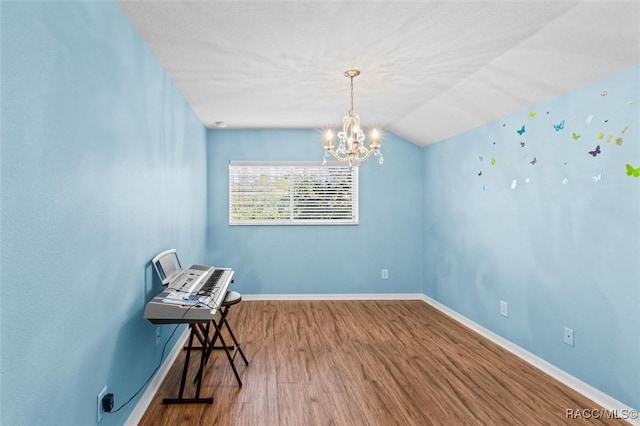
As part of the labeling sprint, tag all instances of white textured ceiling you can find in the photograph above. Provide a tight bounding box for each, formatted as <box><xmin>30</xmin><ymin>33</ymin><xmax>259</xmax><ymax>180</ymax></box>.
<box><xmin>116</xmin><ymin>1</ymin><xmax>640</xmax><ymax>146</ymax></box>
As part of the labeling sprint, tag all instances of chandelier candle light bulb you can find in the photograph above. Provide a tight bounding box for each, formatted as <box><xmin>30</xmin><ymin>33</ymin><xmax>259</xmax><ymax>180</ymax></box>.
<box><xmin>323</xmin><ymin>69</ymin><xmax>383</xmax><ymax>167</ymax></box>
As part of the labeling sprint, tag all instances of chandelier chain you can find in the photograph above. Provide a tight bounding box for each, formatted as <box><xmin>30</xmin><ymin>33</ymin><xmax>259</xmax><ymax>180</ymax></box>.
<box><xmin>350</xmin><ymin>76</ymin><xmax>354</xmax><ymax>112</ymax></box>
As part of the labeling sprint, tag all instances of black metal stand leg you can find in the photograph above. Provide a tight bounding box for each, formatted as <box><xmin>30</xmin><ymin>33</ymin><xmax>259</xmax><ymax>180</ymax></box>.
<box><xmin>162</xmin><ymin>323</ymin><xmax>214</xmax><ymax>405</ymax></box>
<box><xmin>192</xmin><ymin>322</ymin><xmax>211</xmax><ymax>389</ymax></box>
<box><xmin>171</xmin><ymin>325</ymin><xmax>194</xmax><ymax>401</ymax></box>
<box><xmin>211</xmin><ymin>316</ymin><xmax>243</xmax><ymax>387</ymax></box>
<box><xmin>183</xmin><ymin>321</ymin><xmax>209</xmax><ymax>351</ymax></box>
<box><xmin>208</xmin><ymin>307</ymin><xmax>235</xmax><ymax>352</ymax></box>
<box><xmin>222</xmin><ymin>317</ymin><xmax>249</xmax><ymax>366</ymax></box>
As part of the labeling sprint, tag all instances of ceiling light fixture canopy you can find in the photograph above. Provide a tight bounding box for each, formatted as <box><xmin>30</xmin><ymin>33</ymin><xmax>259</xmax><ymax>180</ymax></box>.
<box><xmin>323</xmin><ymin>69</ymin><xmax>383</xmax><ymax>167</ymax></box>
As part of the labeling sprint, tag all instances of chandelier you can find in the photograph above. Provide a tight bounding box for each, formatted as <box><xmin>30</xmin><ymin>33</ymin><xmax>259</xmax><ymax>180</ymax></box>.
<box><xmin>323</xmin><ymin>69</ymin><xmax>383</xmax><ymax>167</ymax></box>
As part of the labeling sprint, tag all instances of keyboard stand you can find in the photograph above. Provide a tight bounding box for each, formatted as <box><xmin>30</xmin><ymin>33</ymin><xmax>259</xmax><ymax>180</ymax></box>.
<box><xmin>162</xmin><ymin>321</ymin><xmax>214</xmax><ymax>404</ymax></box>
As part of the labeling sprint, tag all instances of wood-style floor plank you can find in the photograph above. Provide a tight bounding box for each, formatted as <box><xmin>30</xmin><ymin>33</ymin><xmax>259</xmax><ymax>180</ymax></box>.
<box><xmin>138</xmin><ymin>300</ymin><xmax>625</xmax><ymax>425</ymax></box>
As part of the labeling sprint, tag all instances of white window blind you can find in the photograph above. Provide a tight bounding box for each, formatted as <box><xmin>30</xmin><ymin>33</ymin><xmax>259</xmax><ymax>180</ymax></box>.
<box><xmin>229</xmin><ymin>161</ymin><xmax>358</xmax><ymax>225</ymax></box>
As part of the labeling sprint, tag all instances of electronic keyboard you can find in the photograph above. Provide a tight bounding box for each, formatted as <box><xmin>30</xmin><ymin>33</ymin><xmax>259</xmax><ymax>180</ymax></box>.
<box><xmin>144</xmin><ymin>265</ymin><xmax>234</xmax><ymax>324</ymax></box>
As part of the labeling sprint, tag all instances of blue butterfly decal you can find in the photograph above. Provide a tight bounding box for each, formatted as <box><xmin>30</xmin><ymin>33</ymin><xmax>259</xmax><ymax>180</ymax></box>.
<box><xmin>516</xmin><ymin>125</ymin><xmax>525</xmax><ymax>135</ymax></box>
<box><xmin>553</xmin><ymin>120</ymin><xmax>565</xmax><ymax>131</ymax></box>
<box><xmin>588</xmin><ymin>145</ymin><xmax>601</xmax><ymax>157</ymax></box>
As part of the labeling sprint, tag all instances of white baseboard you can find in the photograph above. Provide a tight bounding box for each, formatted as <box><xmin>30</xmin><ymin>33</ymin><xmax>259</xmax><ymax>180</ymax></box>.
<box><xmin>420</xmin><ymin>294</ymin><xmax>639</xmax><ymax>426</ymax></box>
<box><xmin>243</xmin><ymin>293</ymin><xmax>425</xmax><ymax>301</ymax></box>
<box><xmin>125</xmin><ymin>327</ymin><xmax>190</xmax><ymax>426</ymax></box>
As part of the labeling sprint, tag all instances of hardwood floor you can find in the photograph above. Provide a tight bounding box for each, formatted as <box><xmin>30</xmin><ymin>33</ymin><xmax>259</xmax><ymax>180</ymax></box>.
<box><xmin>139</xmin><ymin>300</ymin><xmax>624</xmax><ymax>425</ymax></box>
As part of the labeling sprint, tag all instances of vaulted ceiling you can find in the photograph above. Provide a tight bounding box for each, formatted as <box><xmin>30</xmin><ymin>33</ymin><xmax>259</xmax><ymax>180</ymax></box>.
<box><xmin>116</xmin><ymin>1</ymin><xmax>639</xmax><ymax>147</ymax></box>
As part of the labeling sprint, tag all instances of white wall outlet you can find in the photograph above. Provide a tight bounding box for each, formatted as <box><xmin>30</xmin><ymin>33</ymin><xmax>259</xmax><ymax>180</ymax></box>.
<box><xmin>500</xmin><ymin>300</ymin><xmax>508</xmax><ymax>317</ymax></box>
<box><xmin>564</xmin><ymin>327</ymin><xmax>574</xmax><ymax>346</ymax></box>
<box><xmin>97</xmin><ymin>385</ymin><xmax>108</xmax><ymax>422</ymax></box>
<box><xmin>381</xmin><ymin>269</ymin><xmax>388</xmax><ymax>280</ymax></box>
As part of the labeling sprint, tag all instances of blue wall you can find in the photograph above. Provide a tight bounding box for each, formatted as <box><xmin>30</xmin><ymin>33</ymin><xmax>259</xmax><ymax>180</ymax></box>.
<box><xmin>206</xmin><ymin>129</ymin><xmax>424</xmax><ymax>295</ymax></box>
<box><xmin>1</xmin><ymin>2</ymin><xmax>208</xmax><ymax>425</ymax></box>
<box><xmin>422</xmin><ymin>66</ymin><xmax>640</xmax><ymax>410</ymax></box>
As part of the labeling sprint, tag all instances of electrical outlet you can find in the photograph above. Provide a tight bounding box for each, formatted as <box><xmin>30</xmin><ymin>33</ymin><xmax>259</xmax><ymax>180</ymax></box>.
<box><xmin>97</xmin><ymin>385</ymin><xmax>107</xmax><ymax>422</ymax></box>
<box><xmin>500</xmin><ymin>300</ymin><xmax>508</xmax><ymax>317</ymax></box>
<box><xmin>381</xmin><ymin>269</ymin><xmax>388</xmax><ymax>280</ymax></box>
<box><xmin>155</xmin><ymin>327</ymin><xmax>161</xmax><ymax>346</ymax></box>
<box><xmin>564</xmin><ymin>327</ymin><xmax>574</xmax><ymax>346</ymax></box>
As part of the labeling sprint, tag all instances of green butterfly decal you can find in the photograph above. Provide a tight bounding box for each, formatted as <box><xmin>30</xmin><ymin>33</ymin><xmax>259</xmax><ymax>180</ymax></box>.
<box><xmin>626</xmin><ymin>164</ymin><xmax>640</xmax><ymax>177</ymax></box>
<box><xmin>572</xmin><ymin>132</ymin><xmax>580</xmax><ymax>141</ymax></box>
<box><xmin>491</xmin><ymin>156</ymin><xmax>496</xmax><ymax>166</ymax></box>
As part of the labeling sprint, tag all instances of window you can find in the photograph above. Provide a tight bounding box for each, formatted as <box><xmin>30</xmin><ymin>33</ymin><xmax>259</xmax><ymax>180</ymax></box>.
<box><xmin>229</xmin><ymin>161</ymin><xmax>358</xmax><ymax>225</ymax></box>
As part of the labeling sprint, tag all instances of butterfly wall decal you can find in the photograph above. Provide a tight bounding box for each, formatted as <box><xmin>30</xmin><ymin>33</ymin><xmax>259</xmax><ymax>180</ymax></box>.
<box><xmin>572</xmin><ymin>133</ymin><xmax>580</xmax><ymax>140</ymax></box>
<box><xmin>520</xmin><ymin>142</ymin><xmax>525</xmax><ymax>147</ymax></box>
<box><xmin>593</xmin><ymin>174</ymin><xmax>602</xmax><ymax>182</ymax></box>
<box><xmin>517</xmin><ymin>125</ymin><xmax>526</xmax><ymax>135</ymax></box>
<box><xmin>588</xmin><ymin>145</ymin><xmax>601</xmax><ymax>157</ymax></box>
<box><xmin>491</xmin><ymin>156</ymin><xmax>496</xmax><ymax>166</ymax></box>
<box><xmin>626</xmin><ymin>164</ymin><xmax>640</xmax><ymax>177</ymax></box>
<box><xmin>585</xmin><ymin>114</ymin><xmax>593</xmax><ymax>126</ymax></box>
<box><xmin>529</xmin><ymin>111</ymin><xmax>536</xmax><ymax>118</ymax></box>
<box><xmin>553</xmin><ymin>120</ymin><xmax>565</xmax><ymax>131</ymax></box>
<box><xmin>530</xmin><ymin>157</ymin><xmax>537</xmax><ymax>165</ymax></box>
